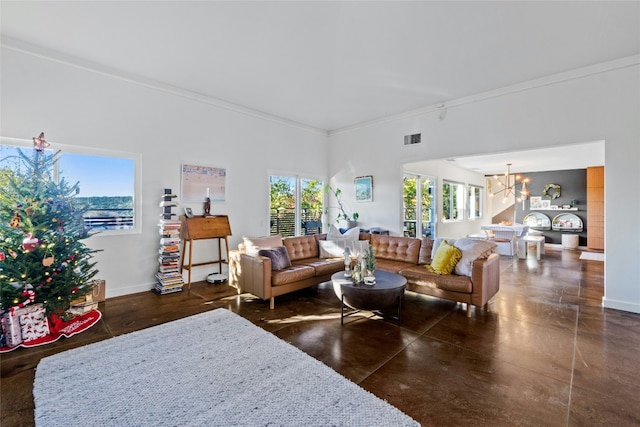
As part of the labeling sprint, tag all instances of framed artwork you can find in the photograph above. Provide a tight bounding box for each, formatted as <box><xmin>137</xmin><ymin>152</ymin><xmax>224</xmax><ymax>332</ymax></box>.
<box><xmin>355</xmin><ymin>175</ymin><xmax>373</xmax><ymax>202</ymax></box>
<box><xmin>529</xmin><ymin>196</ymin><xmax>542</xmax><ymax>210</ymax></box>
<box><xmin>181</xmin><ymin>164</ymin><xmax>226</xmax><ymax>202</ymax></box>
<box><xmin>540</xmin><ymin>200</ymin><xmax>551</xmax><ymax>210</ymax></box>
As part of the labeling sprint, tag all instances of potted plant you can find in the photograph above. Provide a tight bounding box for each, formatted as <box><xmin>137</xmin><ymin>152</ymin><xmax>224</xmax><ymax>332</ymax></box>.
<box><xmin>326</xmin><ymin>185</ymin><xmax>359</xmax><ymax>228</ymax></box>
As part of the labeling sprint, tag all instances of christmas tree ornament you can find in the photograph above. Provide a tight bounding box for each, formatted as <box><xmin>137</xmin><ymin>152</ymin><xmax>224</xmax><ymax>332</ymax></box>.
<box><xmin>22</xmin><ymin>234</ymin><xmax>41</xmax><ymax>251</ymax></box>
<box><xmin>33</xmin><ymin>132</ymin><xmax>50</xmax><ymax>151</ymax></box>
<box><xmin>42</xmin><ymin>255</ymin><xmax>54</xmax><ymax>267</ymax></box>
<box><xmin>9</xmin><ymin>212</ymin><xmax>21</xmax><ymax>227</ymax></box>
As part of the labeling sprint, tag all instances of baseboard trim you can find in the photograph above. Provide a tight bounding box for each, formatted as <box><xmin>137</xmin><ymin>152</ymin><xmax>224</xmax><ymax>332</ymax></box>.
<box><xmin>602</xmin><ymin>297</ymin><xmax>640</xmax><ymax>314</ymax></box>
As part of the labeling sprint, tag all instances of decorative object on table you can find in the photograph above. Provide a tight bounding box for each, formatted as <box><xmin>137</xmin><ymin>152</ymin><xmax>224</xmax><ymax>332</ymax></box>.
<box><xmin>155</xmin><ymin>188</ymin><xmax>184</xmax><ymax>295</ymax></box>
<box><xmin>490</xmin><ymin>163</ymin><xmax>529</xmax><ymax>202</ymax></box>
<box><xmin>181</xmin><ymin>163</ymin><xmax>226</xmax><ymax>202</ymax></box>
<box><xmin>34</xmin><ymin>309</ymin><xmax>418</xmax><ymax>426</ymax></box>
<box><xmin>203</xmin><ymin>197</ymin><xmax>211</xmax><ymax>216</ymax></box>
<box><xmin>325</xmin><ymin>185</ymin><xmax>359</xmax><ymax>227</ymax></box>
<box><xmin>542</xmin><ymin>183</ymin><xmax>561</xmax><ymax>199</ymax></box>
<box><xmin>184</xmin><ymin>207</ymin><xmax>194</xmax><ymax>218</ymax></box>
<box><xmin>0</xmin><ymin>133</ymin><xmax>99</xmax><ymax>321</ymax></box>
<box><xmin>343</xmin><ymin>247</ymin><xmax>352</xmax><ymax>277</ymax></box>
<box><xmin>363</xmin><ymin>243</ymin><xmax>377</xmax><ymax>285</ymax></box>
<box><xmin>355</xmin><ymin>175</ymin><xmax>373</xmax><ymax>202</ymax></box>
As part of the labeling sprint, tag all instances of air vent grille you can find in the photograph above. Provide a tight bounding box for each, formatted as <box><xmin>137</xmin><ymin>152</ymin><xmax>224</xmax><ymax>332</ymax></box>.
<box><xmin>404</xmin><ymin>133</ymin><xmax>421</xmax><ymax>145</ymax></box>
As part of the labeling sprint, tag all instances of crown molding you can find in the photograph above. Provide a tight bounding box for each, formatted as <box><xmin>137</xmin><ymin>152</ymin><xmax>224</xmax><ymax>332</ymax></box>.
<box><xmin>329</xmin><ymin>54</ymin><xmax>640</xmax><ymax>136</ymax></box>
<box><xmin>1</xmin><ymin>36</ymin><xmax>328</xmax><ymax>136</ymax></box>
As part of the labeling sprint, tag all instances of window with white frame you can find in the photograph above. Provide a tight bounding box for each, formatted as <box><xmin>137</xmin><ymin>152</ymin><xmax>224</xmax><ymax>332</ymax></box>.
<box><xmin>269</xmin><ymin>174</ymin><xmax>324</xmax><ymax>237</ymax></box>
<box><xmin>442</xmin><ymin>180</ymin><xmax>464</xmax><ymax>221</ymax></box>
<box><xmin>468</xmin><ymin>185</ymin><xmax>483</xmax><ymax>219</ymax></box>
<box><xmin>1</xmin><ymin>138</ymin><xmax>140</xmax><ymax>234</ymax></box>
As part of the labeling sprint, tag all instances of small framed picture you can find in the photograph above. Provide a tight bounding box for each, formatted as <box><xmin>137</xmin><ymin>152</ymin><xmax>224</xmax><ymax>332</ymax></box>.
<box><xmin>540</xmin><ymin>200</ymin><xmax>551</xmax><ymax>210</ymax></box>
<box><xmin>530</xmin><ymin>196</ymin><xmax>542</xmax><ymax>210</ymax></box>
<box><xmin>184</xmin><ymin>207</ymin><xmax>194</xmax><ymax>218</ymax></box>
<box><xmin>355</xmin><ymin>175</ymin><xmax>373</xmax><ymax>202</ymax></box>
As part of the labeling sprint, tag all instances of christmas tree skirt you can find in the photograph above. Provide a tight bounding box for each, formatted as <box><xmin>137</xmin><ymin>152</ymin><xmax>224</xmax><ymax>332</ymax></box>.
<box><xmin>0</xmin><ymin>309</ymin><xmax>101</xmax><ymax>353</ymax></box>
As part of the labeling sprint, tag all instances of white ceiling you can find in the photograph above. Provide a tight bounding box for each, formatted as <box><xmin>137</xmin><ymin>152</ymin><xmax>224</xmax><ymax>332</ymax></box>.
<box><xmin>1</xmin><ymin>1</ymin><xmax>636</xmax><ymax>172</ymax></box>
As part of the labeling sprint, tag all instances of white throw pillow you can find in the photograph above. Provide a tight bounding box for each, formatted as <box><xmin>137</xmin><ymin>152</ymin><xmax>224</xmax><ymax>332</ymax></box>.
<box><xmin>319</xmin><ymin>240</ymin><xmax>370</xmax><ymax>258</ymax></box>
<box><xmin>453</xmin><ymin>238</ymin><xmax>497</xmax><ymax>277</ymax></box>
<box><xmin>327</xmin><ymin>225</ymin><xmax>359</xmax><ymax>241</ymax></box>
<box><xmin>243</xmin><ymin>235</ymin><xmax>284</xmax><ymax>256</ymax></box>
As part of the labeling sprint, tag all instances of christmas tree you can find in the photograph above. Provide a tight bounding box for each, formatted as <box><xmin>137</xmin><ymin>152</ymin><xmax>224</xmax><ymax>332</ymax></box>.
<box><xmin>0</xmin><ymin>133</ymin><xmax>99</xmax><ymax>315</ymax></box>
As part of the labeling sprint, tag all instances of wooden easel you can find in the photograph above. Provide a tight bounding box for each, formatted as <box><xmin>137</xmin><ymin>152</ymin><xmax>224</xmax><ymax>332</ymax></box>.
<box><xmin>180</xmin><ymin>215</ymin><xmax>232</xmax><ymax>289</ymax></box>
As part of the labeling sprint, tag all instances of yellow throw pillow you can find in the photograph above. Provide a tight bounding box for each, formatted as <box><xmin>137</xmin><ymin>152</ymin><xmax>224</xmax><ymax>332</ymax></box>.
<box><xmin>425</xmin><ymin>240</ymin><xmax>462</xmax><ymax>275</ymax></box>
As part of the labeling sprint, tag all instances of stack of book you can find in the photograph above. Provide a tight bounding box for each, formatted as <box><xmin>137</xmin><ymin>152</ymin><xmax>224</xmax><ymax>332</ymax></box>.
<box><xmin>154</xmin><ymin>189</ymin><xmax>185</xmax><ymax>295</ymax></box>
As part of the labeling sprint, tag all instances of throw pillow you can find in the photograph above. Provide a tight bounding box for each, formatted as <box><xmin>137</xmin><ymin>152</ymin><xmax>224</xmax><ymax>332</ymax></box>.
<box><xmin>426</xmin><ymin>240</ymin><xmax>462</xmax><ymax>275</ymax></box>
<box><xmin>453</xmin><ymin>238</ymin><xmax>497</xmax><ymax>277</ymax></box>
<box><xmin>319</xmin><ymin>240</ymin><xmax>370</xmax><ymax>258</ymax></box>
<box><xmin>418</xmin><ymin>238</ymin><xmax>434</xmax><ymax>265</ymax></box>
<box><xmin>243</xmin><ymin>235</ymin><xmax>283</xmax><ymax>256</ymax></box>
<box><xmin>431</xmin><ymin>237</ymin><xmax>457</xmax><ymax>260</ymax></box>
<box><xmin>258</xmin><ymin>246</ymin><xmax>292</xmax><ymax>271</ymax></box>
<box><xmin>326</xmin><ymin>225</ymin><xmax>359</xmax><ymax>242</ymax></box>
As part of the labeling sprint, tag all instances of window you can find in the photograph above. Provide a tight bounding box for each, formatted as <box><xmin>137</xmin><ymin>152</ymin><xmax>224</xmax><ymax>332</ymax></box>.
<box><xmin>403</xmin><ymin>174</ymin><xmax>435</xmax><ymax>238</ymax></box>
<box><xmin>269</xmin><ymin>174</ymin><xmax>323</xmax><ymax>237</ymax></box>
<box><xmin>442</xmin><ymin>180</ymin><xmax>464</xmax><ymax>221</ymax></box>
<box><xmin>1</xmin><ymin>138</ymin><xmax>140</xmax><ymax>234</ymax></box>
<box><xmin>468</xmin><ymin>185</ymin><xmax>483</xmax><ymax>219</ymax></box>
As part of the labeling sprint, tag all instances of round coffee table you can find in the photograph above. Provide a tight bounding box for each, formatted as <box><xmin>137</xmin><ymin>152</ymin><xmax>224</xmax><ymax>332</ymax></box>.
<box><xmin>331</xmin><ymin>270</ymin><xmax>407</xmax><ymax>325</ymax></box>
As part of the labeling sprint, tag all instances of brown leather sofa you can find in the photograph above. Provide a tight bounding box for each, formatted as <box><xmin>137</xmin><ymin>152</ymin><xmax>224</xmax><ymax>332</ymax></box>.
<box><xmin>229</xmin><ymin>233</ymin><xmax>500</xmax><ymax>317</ymax></box>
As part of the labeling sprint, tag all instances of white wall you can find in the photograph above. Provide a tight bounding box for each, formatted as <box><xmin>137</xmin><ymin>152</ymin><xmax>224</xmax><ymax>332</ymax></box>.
<box><xmin>1</xmin><ymin>47</ymin><xmax>329</xmax><ymax>298</ymax></box>
<box><xmin>329</xmin><ymin>62</ymin><xmax>640</xmax><ymax>314</ymax></box>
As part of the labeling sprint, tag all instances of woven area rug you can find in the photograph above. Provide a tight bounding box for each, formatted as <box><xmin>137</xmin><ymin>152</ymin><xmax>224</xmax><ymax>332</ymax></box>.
<box><xmin>579</xmin><ymin>252</ymin><xmax>605</xmax><ymax>261</ymax></box>
<box><xmin>34</xmin><ymin>309</ymin><xmax>418</xmax><ymax>427</ymax></box>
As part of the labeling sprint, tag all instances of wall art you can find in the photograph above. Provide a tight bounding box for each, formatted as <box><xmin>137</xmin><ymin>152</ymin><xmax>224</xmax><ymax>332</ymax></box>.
<box><xmin>355</xmin><ymin>175</ymin><xmax>373</xmax><ymax>202</ymax></box>
<box><xmin>181</xmin><ymin>164</ymin><xmax>226</xmax><ymax>202</ymax></box>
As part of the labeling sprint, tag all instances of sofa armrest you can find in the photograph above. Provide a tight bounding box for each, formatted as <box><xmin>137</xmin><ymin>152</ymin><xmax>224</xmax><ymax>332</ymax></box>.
<box><xmin>470</xmin><ymin>253</ymin><xmax>500</xmax><ymax>308</ymax></box>
<box><xmin>234</xmin><ymin>253</ymin><xmax>272</xmax><ymax>300</ymax></box>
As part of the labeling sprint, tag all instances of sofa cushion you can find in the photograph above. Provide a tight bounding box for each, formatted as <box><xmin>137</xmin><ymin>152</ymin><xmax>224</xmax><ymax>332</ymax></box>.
<box><xmin>271</xmin><ymin>265</ymin><xmax>316</xmax><ymax>286</ymax></box>
<box><xmin>318</xmin><ymin>240</ymin><xmax>370</xmax><ymax>258</ymax></box>
<box><xmin>426</xmin><ymin>240</ymin><xmax>462</xmax><ymax>275</ymax></box>
<box><xmin>370</xmin><ymin>234</ymin><xmax>421</xmax><ymax>264</ymax></box>
<box><xmin>283</xmin><ymin>235</ymin><xmax>319</xmax><ymax>260</ymax></box>
<box><xmin>243</xmin><ymin>235</ymin><xmax>283</xmax><ymax>256</ymax></box>
<box><xmin>258</xmin><ymin>246</ymin><xmax>292</xmax><ymax>271</ymax></box>
<box><xmin>293</xmin><ymin>258</ymin><xmax>344</xmax><ymax>276</ymax></box>
<box><xmin>375</xmin><ymin>259</ymin><xmax>416</xmax><ymax>274</ymax></box>
<box><xmin>453</xmin><ymin>238</ymin><xmax>497</xmax><ymax>277</ymax></box>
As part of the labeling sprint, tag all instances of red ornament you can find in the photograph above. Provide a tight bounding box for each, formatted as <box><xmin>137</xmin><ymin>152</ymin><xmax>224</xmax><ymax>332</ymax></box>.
<box><xmin>22</xmin><ymin>234</ymin><xmax>41</xmax><ymax>251</ymax></box>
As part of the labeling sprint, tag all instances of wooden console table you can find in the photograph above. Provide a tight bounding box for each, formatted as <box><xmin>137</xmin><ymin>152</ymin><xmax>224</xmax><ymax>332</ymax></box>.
<box><xmin>180</xmin><ymin>215</ymin><xmax>232</xmax><ymax>288</ymax></box>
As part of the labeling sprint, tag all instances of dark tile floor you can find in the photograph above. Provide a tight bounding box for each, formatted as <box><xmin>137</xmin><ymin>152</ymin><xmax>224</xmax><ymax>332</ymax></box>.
<box><xmin>2</xmin><ymin>246</ymin><xmax>640</xmax><ymax>426</ymax></box>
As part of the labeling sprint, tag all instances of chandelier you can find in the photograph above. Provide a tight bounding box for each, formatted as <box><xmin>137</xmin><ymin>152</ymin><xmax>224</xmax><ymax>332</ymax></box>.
<box><xmin>490</xmin><ymin>163</ymin><xmax>529</xmax><ymax>202</ymax></box>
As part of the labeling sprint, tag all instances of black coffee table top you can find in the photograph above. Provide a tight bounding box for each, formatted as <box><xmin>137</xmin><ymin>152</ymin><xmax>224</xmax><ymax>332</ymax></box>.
<box><xmin>331</xmin><ymin>270</ymin><xmax>407</xmax><ymax>291</ymax></box>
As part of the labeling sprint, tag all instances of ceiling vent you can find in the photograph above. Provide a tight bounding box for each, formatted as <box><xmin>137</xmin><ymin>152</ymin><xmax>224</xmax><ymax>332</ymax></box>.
<box><xmin>404</xmin><ymin>133</ymin><xmax>421</xmax><ymax>146</ymax></box>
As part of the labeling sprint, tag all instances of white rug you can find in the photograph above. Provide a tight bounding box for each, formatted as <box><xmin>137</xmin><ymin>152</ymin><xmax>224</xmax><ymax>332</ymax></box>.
<box><xmin>34</xmin><ymin>309</ymin><xmax>418</xmax><ymax>427</ymax></box>
<box><xmin>579</xmin><ymin>252</ymin><xmax>605</xmax><ymax>261</ymax></box>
